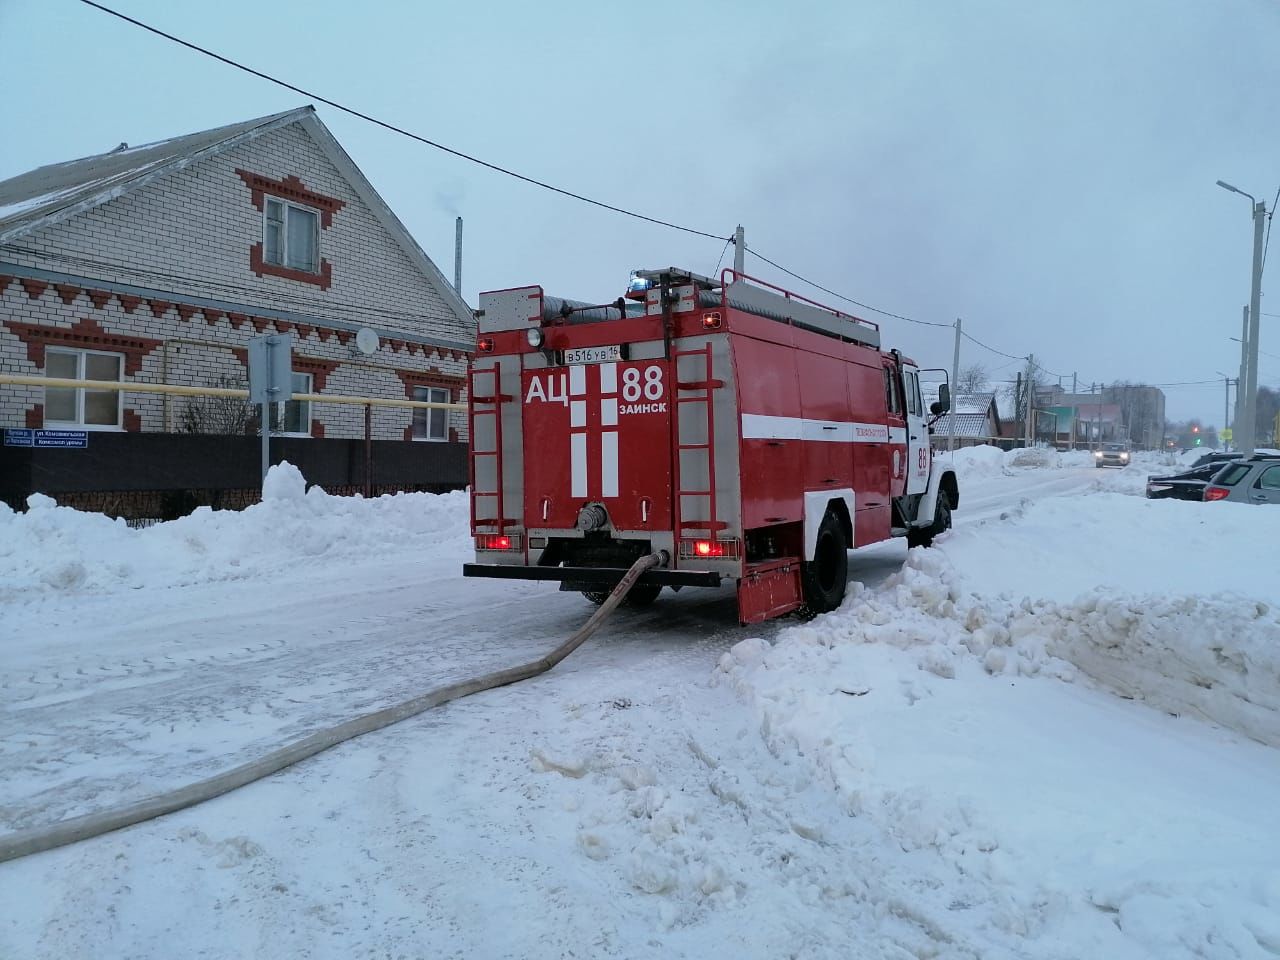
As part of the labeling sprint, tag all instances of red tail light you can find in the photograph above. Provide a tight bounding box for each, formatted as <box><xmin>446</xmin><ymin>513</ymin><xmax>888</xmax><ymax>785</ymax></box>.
<box><xmin>679</xmin><ymin>538</ymin><xmax>740</xmax><ymax>559</ymax></box>
<box><xmin>477</xmin><ymin>336</ymin><xmax>496</xmax><ymax>353</ymax></box>
<box><xmin>476</xmin><ymin>533</ymin><xmax>521</xmax><ymax>550</ymax></box>
<box><xmin>1203</xmin><ymin>486</ymin><xmax>1230</xmax><ymax>502</ymax></box>
<box><xmin>702</xmin><ymin>311</ymin><xmax>723</xmax><ymax>329</ymax></box>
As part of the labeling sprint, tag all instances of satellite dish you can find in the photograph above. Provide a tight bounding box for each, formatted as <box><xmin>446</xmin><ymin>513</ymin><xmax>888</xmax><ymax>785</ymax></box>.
<box><xmin>354</xmin><ymin>328</ymin><xmax>380</xmax><ymax>356</ymax></box>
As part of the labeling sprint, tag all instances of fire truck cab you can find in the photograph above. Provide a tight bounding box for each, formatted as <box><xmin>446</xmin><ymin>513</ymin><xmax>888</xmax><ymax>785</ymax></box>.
<box><xmin>463</xmin><ymin>267</ymin><xmax>958</xmax><ymax>625</ymax></box>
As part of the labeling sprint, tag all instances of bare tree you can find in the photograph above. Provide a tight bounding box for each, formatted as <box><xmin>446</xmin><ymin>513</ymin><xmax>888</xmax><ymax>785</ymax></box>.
<box><xmin>179</xmin><ymin>376</ymin><xmax>253</xmax><ymax>435</ymax></box>
<box><xmin>956</xmin><ymin>362</ymin><xmax>989</xmax><ymax>395</ymax></box>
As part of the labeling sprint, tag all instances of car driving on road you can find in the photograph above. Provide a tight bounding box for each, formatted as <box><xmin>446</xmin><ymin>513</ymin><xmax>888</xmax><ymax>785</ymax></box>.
<box><xmin>1094</xmin><ymin>442</ymin><xmax>1131</xmax><ymax>468</ymax></box>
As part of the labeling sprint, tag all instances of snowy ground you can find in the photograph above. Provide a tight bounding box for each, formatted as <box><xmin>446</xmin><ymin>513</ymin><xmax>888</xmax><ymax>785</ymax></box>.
<box><xmin>2</xmin><ymin>449</ymin><xmax>1279</xmax><ymax>959</ymax></box>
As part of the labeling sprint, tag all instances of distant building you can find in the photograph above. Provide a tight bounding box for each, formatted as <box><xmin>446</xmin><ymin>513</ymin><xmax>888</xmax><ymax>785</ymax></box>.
<box><xmin>930</xmin><ymin>392</ymin><xmax>1003</xmax><ymax>448</ymax></box>
<box><xmin>0</xmin><ymin>106</ymin><xmax>474</xmax><ymax>514</ymax></box>
<box><xmin>1036</xmin><ymin>386</ymin><xmax>1166</xmax><ymax>448</ymax></box>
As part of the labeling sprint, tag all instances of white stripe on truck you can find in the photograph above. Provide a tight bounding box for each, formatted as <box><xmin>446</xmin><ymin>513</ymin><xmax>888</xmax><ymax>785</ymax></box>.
<box><xmin>741</xmin><ymin>413</ymin><xmax>891</xmax><ymax>443</ymax></box>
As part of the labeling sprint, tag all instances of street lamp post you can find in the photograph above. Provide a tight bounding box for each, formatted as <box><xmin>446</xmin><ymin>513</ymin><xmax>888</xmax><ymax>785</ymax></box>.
<box><xmin>1216</xmin><ymin>180</ymin><xmax>1266</xmax><ymax>454</ymax></box>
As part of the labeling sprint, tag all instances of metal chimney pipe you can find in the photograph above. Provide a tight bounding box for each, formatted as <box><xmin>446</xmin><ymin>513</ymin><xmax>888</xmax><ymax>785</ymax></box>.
<box><xmin>454</xmin><ymin>217</ymin><xmax>463</xmax><ymax>295</ymax></box>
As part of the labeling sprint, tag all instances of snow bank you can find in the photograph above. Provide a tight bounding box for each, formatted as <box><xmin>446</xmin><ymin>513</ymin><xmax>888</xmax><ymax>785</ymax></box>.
<box><xmin>718</xmin><ymin>543</ymin><xmax>1280</xmax><ymax>958</ymax></box>
<box><xmin>0</xmin><ymin>462</ymin><xmax>470</xmax><ymax>601</ymax></box>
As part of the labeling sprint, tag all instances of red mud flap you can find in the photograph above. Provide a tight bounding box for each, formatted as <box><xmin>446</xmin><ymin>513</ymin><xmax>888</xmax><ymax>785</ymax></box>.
<box><xmin>737</xmin><ymin>558</ymin><xmax>804</xmax><ymax>624</ymax></box>
<box><xmin>463</xmin><ymin>563</ymin><xmax>721</xmax><ymax>589</ymax></box>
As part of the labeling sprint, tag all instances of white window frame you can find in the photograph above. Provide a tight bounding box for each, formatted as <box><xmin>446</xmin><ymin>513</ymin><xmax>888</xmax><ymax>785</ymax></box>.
<box><xmin>44</xmin><ymin>347</ymin><xmax>124</xmax><ymax>431</ymax></box>
<box><xmin>412</xmin><ymin>386</ymin><xmax>451</xmax><ymax>442</ymax></box>
<box><xmin>268</xmin><ymin>371</ymin><xmax>313</xmax><ymax>438</ymax></box>
<box><xmin>263</xmin><ymin>197</ymin><xmax>321</xmax><ymax>274</ymax></box>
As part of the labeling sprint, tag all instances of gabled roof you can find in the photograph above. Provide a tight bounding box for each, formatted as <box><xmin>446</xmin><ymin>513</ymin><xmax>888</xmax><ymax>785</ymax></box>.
<box><xmin>0</xmin><ymin>106</ymin><xmax>472</xmax><ymax>327</ymax></box>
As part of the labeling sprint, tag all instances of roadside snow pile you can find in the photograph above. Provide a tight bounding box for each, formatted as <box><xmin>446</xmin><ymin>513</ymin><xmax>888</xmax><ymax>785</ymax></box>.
<box><xmin>0</xmin><ymin>462</ymin><xmax>470</xmax><ymax>600</ymax></box>
<box><xmin>947</xmin><ymin>443</ymin><xmax>1010</xmax><ymax>477</ymax></box>
<box><xmin>718</xmin><ymin>543</ymin><xmax>1280</xmax><ymax>957</ymax></box>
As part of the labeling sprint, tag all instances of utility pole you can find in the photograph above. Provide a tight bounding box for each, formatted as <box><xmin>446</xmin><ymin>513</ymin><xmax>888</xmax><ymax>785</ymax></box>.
<box><xmin>1236</xmin><ymin>305</ymin><xmax>1249</xmax><ymax>441</ymax></box>
<box><xmin>1217</xmin><ymin>182</ymin><xmax>1267</xmax><ymax>453</ymax></box>
<box><xmin>948</xmin><ymin>318</ymin><xmax>961</xmax><ymax>452</ymax></box>
<box><xmin>1243</xmin><ymin>199</ymin><xmax>1265</xmax><ymax>454</ymax></box>
<box><xmin>733</xmin><ymin>224</ymin><xmax>745</xmax><ymax>277</ymax></box>
<box><xmin>1224</xmin><ymin>376</ymin><xmax>1230</xmax><ymax>449</ymax></box>
<box><xmin>1092</xmin><ymin>382</ymin><xmax>1100</xmax><ymax>451</ymax></box>
<box><xmin>1072</xmin><ymin>371</ymin><xmax>1077</xmax><ymax>395</ymax></box>
<box><xmin>1024</xmin><ymin>359</ymin><xmax>1035</xmax><ymax>448</ymax></box>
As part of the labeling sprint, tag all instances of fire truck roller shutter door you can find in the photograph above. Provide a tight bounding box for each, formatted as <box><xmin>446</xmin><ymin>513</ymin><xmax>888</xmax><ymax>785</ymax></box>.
<box><xmin>803</xmin><ymin>490</ymin><xmax>855</xmax><ymax>559</ymax></box>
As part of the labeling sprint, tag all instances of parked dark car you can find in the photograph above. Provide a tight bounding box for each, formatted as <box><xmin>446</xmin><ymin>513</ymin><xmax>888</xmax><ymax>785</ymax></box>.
<box><xmin>1145</xmin><ymin>452</ymin><xmax>1243</xmax><ymax>501</ymax></box>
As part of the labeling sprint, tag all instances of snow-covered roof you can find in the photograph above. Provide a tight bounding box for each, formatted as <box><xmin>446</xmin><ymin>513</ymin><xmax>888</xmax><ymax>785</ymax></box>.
<box><xmin>931</xmin><ymin>411</ymin><xmax>996</xmax><ymax>438</ymax></box>
<box><xmin>0</xmin><ymin>106</ymin><xmax>472</xmax><ymax>327</ymax></box>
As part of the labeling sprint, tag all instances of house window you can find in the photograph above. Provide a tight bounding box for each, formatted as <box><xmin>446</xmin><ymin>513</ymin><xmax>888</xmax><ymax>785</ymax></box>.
<box><xmin>268</xmin><ymin>372</ymin><xmax>313</xmax><ymax>436</ymax></box>
<box><xmin>264</xmin><ymin>198</ymin><xmax>319</xmax><ymax>273</ymax></box>
<box><xmin>45</xmin><ymin>348</ymin><xmax>123</xmax><ymax>429</ymax></box>
<box><xmin>412</xmin><ymin>386</ymin><xmax>450</xmax><ymax>441</ymax></box>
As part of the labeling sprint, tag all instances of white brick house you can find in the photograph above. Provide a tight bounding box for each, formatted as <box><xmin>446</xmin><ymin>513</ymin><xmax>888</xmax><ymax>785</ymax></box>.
<box><xmin>0</xmin><ymin>106</ymin><xmax>474</xmax><ymax>452</ymax></box>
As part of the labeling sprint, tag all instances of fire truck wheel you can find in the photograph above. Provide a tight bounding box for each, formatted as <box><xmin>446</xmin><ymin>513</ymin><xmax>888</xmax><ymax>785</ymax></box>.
<box><xmin>908</xmin><ymin>493</ymin><xmax>953</xmax><ymax>549</ymax></box>
<box><xmin>799</xmin><ymin>511</ymin><xmax>848</xmax><ymax>616</ymax></box>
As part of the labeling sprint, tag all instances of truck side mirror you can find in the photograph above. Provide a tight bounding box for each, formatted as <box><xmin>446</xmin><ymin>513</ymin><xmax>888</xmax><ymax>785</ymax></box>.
<box><xmin>930</xmin><ymin>383</ymin><xmax>950</xmax><ymax>416</ymax></box>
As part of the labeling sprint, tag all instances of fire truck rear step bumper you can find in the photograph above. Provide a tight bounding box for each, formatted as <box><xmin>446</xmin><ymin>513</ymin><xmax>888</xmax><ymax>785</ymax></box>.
<box><xmin>462</xmin><ymin>564</ymin><xmax>722</xmax><ymax>588</ymax></box>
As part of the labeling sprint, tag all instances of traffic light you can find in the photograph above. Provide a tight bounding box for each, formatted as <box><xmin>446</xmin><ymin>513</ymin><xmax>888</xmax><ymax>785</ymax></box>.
<box><xmin>1195</xmin><ymin>437</ymin><xmax>1202</xmax><ymax>445</ymax></box>
<box><xmin>1192</xmin><ymin>426</ymin><xmax>1199</xmax><ymax>433</ymax></box>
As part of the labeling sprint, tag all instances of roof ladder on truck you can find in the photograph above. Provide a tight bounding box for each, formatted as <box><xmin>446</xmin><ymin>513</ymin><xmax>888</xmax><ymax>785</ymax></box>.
<box><xmin>468</xmin><ymin>365</ymin><xmax>510</xmax><ymax>540</ymax></box>
<box><xmin>673</xmin><ymin>342</ymin><xmax>728</xmax><ymax>543</ymax></box>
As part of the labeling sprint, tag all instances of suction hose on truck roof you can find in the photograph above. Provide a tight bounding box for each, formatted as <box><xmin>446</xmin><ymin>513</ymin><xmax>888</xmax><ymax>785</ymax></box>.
<box><xmin>0</xmin><ymin>552</ymin><xmax>666</xmax><ymax>864</ymax></box>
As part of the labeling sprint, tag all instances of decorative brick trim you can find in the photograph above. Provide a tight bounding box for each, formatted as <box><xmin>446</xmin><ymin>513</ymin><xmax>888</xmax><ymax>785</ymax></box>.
<box><xmin>293</xmin><ymin>356</ymin><xmax>340</xmax><ymax>392</ymax></box>
<box><xmin>395</xmin><ymin>368</ymin><xmax>464</xmax><ymax>402</ymax></box>
<box><xmin>20</xmin><ymin>278</ymin><xmax>47</xmax><ymax>300</ymax></box>
<box><xmin>88</xmin><ymin>289</ymin><xmax>111</xmax><ymax>309</ymax></box>
<box><xmin>147</xmin><ymin>299</ymin><xmax>172</xmax><ymax>319</ymax></box>
<box><xmin>228</xmin><ymin>313</ymin><xmax>248</xmax><ymax>330</ymax></box>
<box><xmin>117</xmin><ymin>294</ymin><xmax>142</xmax><ymax>314</ymax></box>
<box><xmin>248</xmin><ymin>242</ymin><xmax>333</xmax><ymax>290</ymax></box>
<box><xmin>235</xmin><ymin>169</ymin><xmax>346</xmax><ymax>227</ymax></box>
<box><xmin>176</xmin><ymin>304</ymin><xmax>199</xmax><ymax>322</ymax></box>
<box><xmin>123</xmin><ymin>408</ymin><xmax>142</xmax><ymax>433</ymax></box>
<box><xmin>230</xmin><ymin>347</ymin><xmax>248</xmax><ymax>367</ymax></box>
<box><xmin>275</xmin><ymin>320</ymin><xmax>293</xmax><ymax>334</ymax></box>
<box><xmin>7</xmin><ymin>317</ymin><xmax>163</xmax><ymax>375</ymax></box>
<box><xmin>449</xmin><ymin>426</ymin><xmax>459</xmax><ymax>442</ymax></box>
<box><xmin>295</xmin><ymin>323</ymin><xmax>313</xmax><ymax>339</ymax></box>
<box><xmin>202</xmin><ymin>309</ymin><xmax>225</xmax><ymax>325</ymax></box>
<box><xmin>403</xmin><ymin>425</ymin><xmax>414</xmax><ymax>442</ymax></box>
<box><xmin>0</xmin><ymin>275</ymin><xmax>13</xmax><ymax>294</ymax></box>
<box><xmin>26</xmin><ymin>405</ymin><xmax>43</xmax><ymax>429</ymax></box>
<box><xmin>335</xmin><ymin>330</ymin><xmax>352</xmax><ymax>346</ymax></box>
<box><xmin>251</xmin><ymin>316</ymin><xmax>270</xmax><ymax>333</ymax></box>
<box><xmin>55</xmin><ymin>284</ymin><xmax>82</xmax><ymax>305</ymax></box>
<box><xmin>310</xmin><ymin>420</ymin><xmax>325</xmax><ymax>439</ymax></box>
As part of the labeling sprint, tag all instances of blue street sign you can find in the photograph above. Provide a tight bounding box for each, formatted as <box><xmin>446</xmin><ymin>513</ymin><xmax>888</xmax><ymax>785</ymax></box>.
<box><xmin>4</xmin><ymin>429</ymin><xmax>89</xmax><ymax>448</ymax></box>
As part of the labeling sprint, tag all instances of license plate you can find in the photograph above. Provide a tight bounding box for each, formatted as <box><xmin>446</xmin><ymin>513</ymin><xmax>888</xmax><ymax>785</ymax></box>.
<box><xmin>564</xmin><ymin>344</ymin><xmax>622</xmax><ymax>365</ymax></box>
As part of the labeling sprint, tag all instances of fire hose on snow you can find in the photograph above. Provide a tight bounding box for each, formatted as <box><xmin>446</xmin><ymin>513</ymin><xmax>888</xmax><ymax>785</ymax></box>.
<box><xmin>0</xmin><ymin>552</ymin><xmax>666</xmax><ymax>864</ymax></box>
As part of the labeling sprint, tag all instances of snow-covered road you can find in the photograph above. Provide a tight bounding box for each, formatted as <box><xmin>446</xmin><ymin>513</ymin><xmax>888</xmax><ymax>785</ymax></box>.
<box><xmin>3</xmin><ymin>449</ymin><xmax>1279</xmax><ymax>959</ymax></box>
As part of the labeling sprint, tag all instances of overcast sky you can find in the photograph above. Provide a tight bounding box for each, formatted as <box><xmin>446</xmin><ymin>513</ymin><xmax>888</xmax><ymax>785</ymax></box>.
<box><xmin>3</xmin><ymin>0</ymin><xmax>1279</xmax><ymax>424</ymax></box>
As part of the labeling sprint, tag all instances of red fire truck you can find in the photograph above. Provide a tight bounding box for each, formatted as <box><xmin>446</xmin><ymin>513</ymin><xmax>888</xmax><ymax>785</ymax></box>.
<box><xmin>463</xmin><ymin>268</ymin><xmax>958</xmax><ymax>625</ymax></box>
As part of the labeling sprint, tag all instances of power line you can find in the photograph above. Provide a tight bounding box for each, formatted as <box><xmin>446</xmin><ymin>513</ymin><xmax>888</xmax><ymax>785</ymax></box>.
<box><xmin>1264</xmin><ymin>184</ymin><xmax>1280</xmax><ymax>277</ymax></box>
<box><xmin>76</xmin><ymin>0</ymin><xmax>727</xmax><ymax>243</ymax></box>
<box><xmin>960</xmin><ymin>331</ymin><xmax>1025</xmax><ymax>361</ymax></box>
<box><xmin>744</xmin><ymin>247</ymin><xmax>952</xmax><ymax>327</ymax></box>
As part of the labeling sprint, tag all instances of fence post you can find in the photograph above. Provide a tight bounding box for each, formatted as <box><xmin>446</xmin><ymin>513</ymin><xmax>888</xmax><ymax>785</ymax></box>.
<box><xmin>364</xmin><ymin>403</ymin><xmax>373</xmax><ymax>499</ymax></box>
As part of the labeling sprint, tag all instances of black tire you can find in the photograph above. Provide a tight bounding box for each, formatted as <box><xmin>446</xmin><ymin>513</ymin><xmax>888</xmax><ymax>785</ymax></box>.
<box><xmin>908</xmin><ymin>493</ymin><xmax>952</xmax><ymax>549</ymax></box>
<box><xmin>798</xmin><ymin>511</ymin><xmax>848</xmax><ymax>616</ymax></box>
<box><xmin>583</xmin><ymin>590</ymin><xmax>610</xmax><ymax>606</ymax></box>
